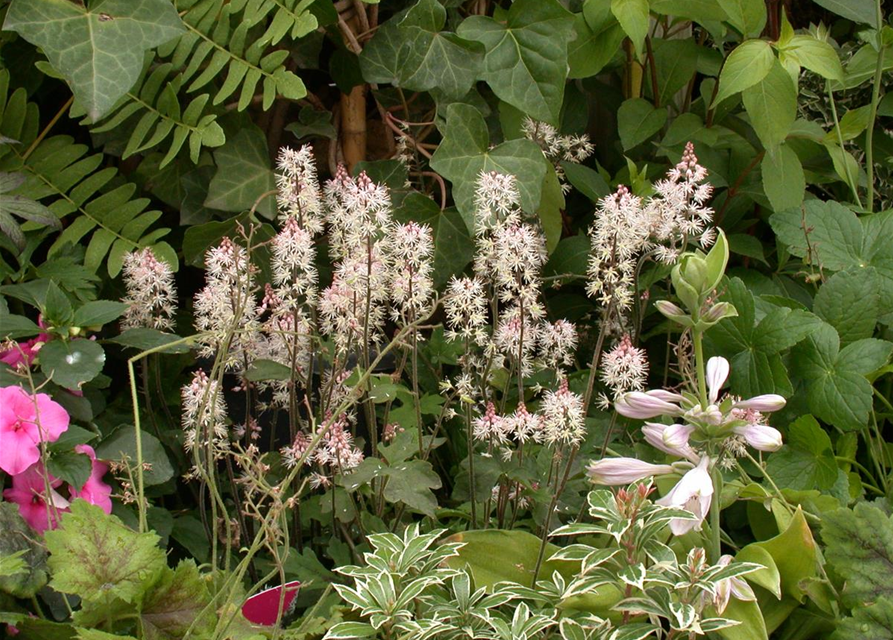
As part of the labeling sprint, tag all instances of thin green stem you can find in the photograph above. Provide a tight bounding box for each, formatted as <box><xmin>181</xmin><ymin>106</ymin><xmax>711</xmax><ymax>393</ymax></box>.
<box><xmin>708</xmin><ymin>464</ymin><xmax>723</xmax><ymax>562</ymax></box>
<box><xmin>865</xmin><ymin>0</ymin><xmax>886</xmax><ymax>212</ymax></box>
<box><xmin>693</xmin><ymin>330</ymin><xmax>708</xmax><ymax>409</ymax></box>
<box><xmin>827</xmin><ymin>82</ymin><xmax>864</xmax><ymax>208</ymax></box>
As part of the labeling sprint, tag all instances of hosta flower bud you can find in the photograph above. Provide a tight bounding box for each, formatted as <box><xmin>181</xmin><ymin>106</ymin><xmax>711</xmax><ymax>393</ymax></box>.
<box><xmin>701</xmin><ymin>301</ymin><xmax>737</xmax><ymax>324</ymax></box>
<box><xmin>663</xmin><ymin>423</ymin><xmax>695</xmax><ymax>449</ymax></box>
<box><xmin>586</xmin><ymin>458</ymin><xmax>674</xmax><ymax>486</ymax></box>
<box><xmin>654</xmin><ymin>300</ymin><xmax>693</xmax><ymax>327</ymax></box>
<box><xmin>642</xmin><ymin>422</ymin><xmax>699</xmax><ymax>462</ymax></box>
<box><xmin>733</xmin><ymin>424</ymin><xmax>783</xmax><ymax>451</ymax></box>
<box><xmin>706</xmin><ymin>356</ymin><xmax>730</xmax><ymax>403</ymax></box>
<box><xmin>615</xmin><ymin>391</ymin><xmax>684</xmax><ymax>419</ymax></box>
<box><xmin>733</xmin><ymin>394</ymin><xmax>786</xmax><ymax>413</ymax></box>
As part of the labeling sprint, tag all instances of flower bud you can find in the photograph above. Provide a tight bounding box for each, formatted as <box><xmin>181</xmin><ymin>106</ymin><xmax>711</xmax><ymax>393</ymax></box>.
<box><xmin>587</xmin><ymin>457</ymin><xmax>674</xmax><ymax>486</ymax></box>
<box><xmin>642</xmin><ymin>422</ymin><xmax>699</xmax><ymax>462</ymax></box>
<box><xmin>706</xmin><ymin>356</ymin><xmax>730</xmax><ymax>403</ymax></box>
<box><xmin>680</xmin><ymin>254</ymin><xmax>709</xmax><ymax>292</ymax></box>
<box><xmin>733</xmin><ymin>394</ymin><xmax>786</xmax><ymax>413</ymax></box>
<box><xmin>734</xmin><ymin>424</ymin><xmax>783</xmax><ymax>451</ymax></box>
<box><xmin>702</xmin><ymin>301</ymin><xmax>738</xmax><ymax>324</ymax></box>
<box><xmin>615</xmin><ymin>391</ymin><xmax>684</xmax><ymax>419</ymax></box>
<box><xmin>663</xmin><ymin>423</ymin><xmax>695</xmax><ymax>449</ymax></box>
<box><xmin>654</xmin><ymin>300</ymin><xmax>693</xmax><ymax>328</ymax></box>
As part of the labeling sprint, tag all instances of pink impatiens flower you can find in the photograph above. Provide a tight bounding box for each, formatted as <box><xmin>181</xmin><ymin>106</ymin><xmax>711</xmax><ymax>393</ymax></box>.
<box><xmin>69</xmin><ymin>444</ymin><xmax>113</xmax><ymax>514</ymax></box>
<box><xmin>2</xmin><ymin>463</ymin><xmax>70</xmax><ymax>533</ymax></box>
<box><xmin>0</xmin><ymin>386</ymin><xmax>69</xmax><ymax>475</ymax></box>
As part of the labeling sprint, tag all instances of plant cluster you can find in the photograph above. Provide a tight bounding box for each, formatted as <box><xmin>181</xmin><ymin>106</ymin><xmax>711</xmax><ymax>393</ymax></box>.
<box><xmin>1</xmin><ymin>0</ymin><xmax>892</xmax><ymax>639</ymax></box>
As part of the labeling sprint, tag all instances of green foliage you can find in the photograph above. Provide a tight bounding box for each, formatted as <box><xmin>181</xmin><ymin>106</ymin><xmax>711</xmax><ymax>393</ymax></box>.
<box><xmin>0</xmin><ymin>503</ymin><xmax>48</xmax><ymax>598</ymax></box>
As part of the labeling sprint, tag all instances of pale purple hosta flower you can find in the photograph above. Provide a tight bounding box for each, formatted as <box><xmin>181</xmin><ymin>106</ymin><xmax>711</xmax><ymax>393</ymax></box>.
<box><xmin>656</xmin><ymin>456</ymin><xmax>713</xmax><ymax>535</ymax></box>
<box><xmin>733</xmin><ymin>424</ymin><xmax>783</xmax><ymax>452</ymax></box>
<box><xmin>642</xmin><ymin>422</ymin><xmax>699</xmax><ymax>462</ymax></box>
<box><xmin>706</xmin><ymin>356</ymin><xmax>729</xmax><ymax>403</ymax></box>
<box><xmin>615</xmin><ymin>390</ymin><xmax>686</xmax><ymax>419</ymax></box>
<box><xmin>538</xmin><ymin>319</ymin><xmax>577</xmax><ymax>372</ymax></box>
<box><xmin>391</xmin><ymin>221</ymin><xmax>435</xmax><ymax>322</ymax></box>
<box><xmin>541</xmin><ymin>379</ymin><xmax>586</xmax><ymax>446</ymax></box>
<box><xmin>733</xmin><ymin>394</ymin><xmax>786</xmax><ymax>412</ymax></box>
<box><xmin>601</xmin><ymin>334</ymin><xmax>649</xmax><ymax>397</ymax></box>
<box><xmin>121</xmin><ymin>247</ymin><xmax>178</xmax><ymax>331</ymax></box>
<box><xmin>712</xmin><ymin>555</ymin><xmax>756</xmax><ymax>614</ymax></box>
<box><xmin>276</xmin><ymin>145</ymin><xmax>324</xmax><ymax>234</ymax></box>
<box><xmin>587</xmin><ymin>458</ymin><xmax>675</xmax><ymax>485</ymax></box>
<box><xmin>444</xmin><ymin>276</ymin><xmax>489</xmax><ymax>345</ymax></box>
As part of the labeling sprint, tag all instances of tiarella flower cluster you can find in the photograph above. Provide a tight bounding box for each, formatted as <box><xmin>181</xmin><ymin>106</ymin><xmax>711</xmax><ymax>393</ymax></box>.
<box><xmin>181</xmin><ymin>370</ymin><xmax>230</xmax><ymax>475</ymax></box>
<box><xmin>587</xmin><ymin>356</ymin><xmax>785</xmax><ymax>534</ymax></box>
<box><xmin>276</xmin><ymin>146</ymin><xmax>325</xmax><ymax>234</ymax></box>
<box><xmin>391</xmin><ymin>221</ymin><xmax>435</xmax><ymax>323</ymax></box>
<box><xmin>521</xmin><ymin>117</ymin><xmax>594</xmax><ymax>192</ymax></box>
<box><xmin>599</xmin><ymin>333</ymin><xmax>649</xmax><ymax>408</ymax></box>
<box><xmin>121</xmin><ymin>247</ymin><xmax>178</xmax><ymax>331</ymax></box>
<box><xmin>1</xmin><ymin>386</ymin><xmax>112</xmax><ymax>533</ymax></box>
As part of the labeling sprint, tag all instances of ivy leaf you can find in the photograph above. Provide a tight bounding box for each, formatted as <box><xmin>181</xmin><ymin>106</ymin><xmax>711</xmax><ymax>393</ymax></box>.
<box><xmin>382</xmin><ymin>460</ymin><xmax>441</xmax><ymax>517</ymax></box>
<box><xmin>761</xmin><ymin>144</ymin><xmax>804</xmax><ymax>211</ymax></box>
<box><xmin>430</xmin><ymin>103</ymin><xmax>546</xmax><ymax>221</ymax></box>
<box><xmin>40</xmin><ymin>339</ymin><xmax>106</xmax><ymax>390</ymax></box>
<box><xmin>742</xmin><ymin>60</ymin><xmax>797</xmax><ymax>149</ymax></box>
<box><xmin>709</xmin><ymin>278</ymin><xmax>822</xmax><ymax>396</ymax></box>
<box><xmin>771</xmin><ymin>204</ymin><xmax>893</xmax><ymax>325</ymax></box>
<box><xmin>714</xmin><ymin>39</ymin><xmax>774</xmax><ymax>105</ymax></box>
<box><xmin>791</xmin><ymin>323</ymin><xmax>892</xmax><ymax>431</ymax></box>
<box><xmin>834</xmin><ymin>597</ymin><xmax>893</xmax><ymax>640</ymax></box>
<box><xmin>814</xmin><ymin>268</ymin><xmax>879</xmax><ymax>345</ymax></box>
<box><xmin>618</xmin><ymin>98</ymin><xmax>668</xmax><ymax>150</ymax></box>
<box><xmin>140</xmin><ymin>560</ymin><xmax>214</xmax><ymax>640</ymax></box>
<box><xmin>765</xmin><ymin>415</ymin><xmax>837</xmax><ymax>491</ymax></box>
<box><xmin>822</xmin><ymin>502</ymin><xmax>893</xmax><ymax>605</ymax></box>
<box><xmin>457</xmin><ymin>0</ymin><xmax>574</xmax><ymax>125</ymax></box>
<box><xmin>397</xmin><ymin>0</ymin><xmax>484</xmax><ymax>99</ymax></box>
<box><xmin>45</xmin><ymin>501</ymin><xmax>166</xmax><ymax>604</ymax></box>
<box><xmin>392</xmin><ymin>192</ymin><xmax>474</xmax><ymax>288</ymax></box>
<box><xmin>204</xmin><ymin>127</ymin><xmax>276</xmax><ymax>219</ymax></box>
<box><xmin>3</xmin><ymin>0</ymin><xmax>185</xmax><ymax>120</ymax></box>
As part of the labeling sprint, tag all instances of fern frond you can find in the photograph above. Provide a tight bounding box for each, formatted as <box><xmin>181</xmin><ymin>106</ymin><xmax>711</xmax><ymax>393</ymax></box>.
<box><xmin>0</xmin><ymin>70</ymin><xmax>176</xmax><ymax>278</ymax></box>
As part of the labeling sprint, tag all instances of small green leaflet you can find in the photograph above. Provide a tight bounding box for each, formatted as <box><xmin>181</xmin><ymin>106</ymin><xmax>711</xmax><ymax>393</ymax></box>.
<box><xmin>4</xmin><ymin>0</ymin><xmax>185</xmax><ymax>120</ymax></box>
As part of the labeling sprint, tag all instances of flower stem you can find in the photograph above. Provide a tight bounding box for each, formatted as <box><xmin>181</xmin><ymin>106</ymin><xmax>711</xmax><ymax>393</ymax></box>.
<box><xmin>709</xmin><ymin>463</ymin><xmax>723</xmax><ymax>563</ymax></box>
<box><xmin>693</xmin><ymin>329</ymin><xmax>708</xmax><ymax>409</ymax></box>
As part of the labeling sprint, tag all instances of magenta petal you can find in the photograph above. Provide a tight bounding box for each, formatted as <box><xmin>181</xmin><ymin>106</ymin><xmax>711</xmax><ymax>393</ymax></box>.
<box><xmin>33</xmin><ymin>393</ymin><xmax>69</xmax><ymax>442</ymax></box>
<box><xmin>241</xmin><ymin>581</ymin><xmax>301</xmax><ymax>626</ymax></box>
<box><xmin>0</xmin><ymin>428</ymin><xmax>41</xmax><ymax>475</ymax></box>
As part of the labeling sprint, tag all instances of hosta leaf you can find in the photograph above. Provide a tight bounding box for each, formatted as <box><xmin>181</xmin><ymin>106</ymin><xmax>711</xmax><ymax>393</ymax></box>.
<box><xmin>750</xmin><ymin>509</ymin><xmax>816</xmax><ymax>603</ymax></box>
<box><xmin>45</xmin><ymin>501</ymin><xmax>166</xmax><ymax>604</ymax></box>
<box><xmin>3</xmin><ymin>0</ymin><xmax>185</xmax><ymax>120</ymax></box>
<box><xmin>430</xmin><ymin>103</ymin><xmax>546</xmax><ymax>221</ymax></box>
<box><xmin>457</xmin><ymin>0</ymin><xmax>574</xmax><ymax>125</ymax></box>
<box><xmin>204</xmin><ymin>127</ymin><xmax>276</xmax><ymax>218</ymax></box>
<box><xmin>822</xmin><ymin>502</ymin><xmax>893</xmax><ymax>605</ymax></box>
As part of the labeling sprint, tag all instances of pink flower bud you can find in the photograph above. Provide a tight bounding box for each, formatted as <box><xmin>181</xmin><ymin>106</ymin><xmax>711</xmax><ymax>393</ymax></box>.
<box><xmin>733</xmin><ymin>424</ymin><xmax>783</xmax><ymax>451</ymax></box>
<box><xmin>706</xmin><ymin>357</ymin><xmax>729</xmax><ymax>403</ymax></box>
<box><xmin>615</xmin><ymin>391</ymin><xmax>684</xmax><ymax>419</ymax></box>
<box><xmin>733</xmin><ymin>394</ymin><xmax>786</xmax><ymax>412</ymax></box>
<box><xmin>586</xmin><ymin>458</ymin><xmax>674</xmax><ymax>486</ymax></box>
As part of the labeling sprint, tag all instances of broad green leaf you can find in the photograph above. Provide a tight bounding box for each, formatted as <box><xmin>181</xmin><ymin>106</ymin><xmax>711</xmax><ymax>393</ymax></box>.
<box><xmin>359</xmin><ymin>14</ymin><xmax>413</xmax><ymax>86</ymax></box>
<box><xmin>72</xmin><ymin>300</ymin><xmax>129</xmax><ymax>328</ymax></box>
<box><xmin>97</xmin><ymin>426</ymin><xmax>175</xmax><ymax>486</ymax></box>
<box><xmin>761</xmin><ymin>145</ymin><xmax>804</xmax><ymax>211</ymax></box>
<box><xmin>3</xmin><ymin>0</ymin><xmax>184</xmax><ymax>120</ymax></box>
<box><xmin>834</xmin><ymin>598</ymin><xmax>893</xmax><ymax>640</ymax></box>
<box><xmin>204</xmin><ymin>127</ymin><xmax>276</xmax><ymax>218</ymax></box>
<box><xmin>0</xmin><ymin>312</ymin><xmax>42</xmax><ymax>339</ymax></box>
<box><xmin>286</xmin><ymin>106</ymin><xmax>336</xmax><ymax>141</ymax></box>
<box><xmin>771</xmin><ymin>204</ymin><xmax>893</xmax><ymax>325</ymax></box>
<box><xmin>765</xmin><ymin>415</ymin><xmax>837</xmax><ymax>491</ymax></box>
<box><xmin>650</xmin><ymin>0</ymin><xmax>728</xmax><ymax>22</ymax></box>
<box><xmin>539</xmin><ymin>163</ymin><xmax>565</xmax><ymax>253</ymax></box>
<box><xmin>791</xmin><ymin>323</ymin><xmax>892</xmax><ymax>430</ymax></box>
<box><xmin>611</xmin><ymin>0</ymin><xmax>650</xmax><ymax>56</ymax></box>
<box><xmin>545</xmin><ymin>235</ymin><xmax>590</xmax><ymax>282</ymax></box>
<box><xmin>48</xmin><ymin>450</ymin><xmax>92</xmax><ymax>491</ymax></box>
<box><xmin>714</xmin><ymin>40</ymin><xmax>774</xmax><ymax>105</ymax></box>
<box><xmin>824</xmin><ymin>105</ymin><xmax>871</xmax><ymax>143</ymax></box>
<box><xmin>0</xmin><ymin>502</ymin><xmax>48</xmax><ymax>598</ymax></box>
<box><xmin>618</xmin><ymin>98</ymin><xmax>667</xmax><ymax>150</ymax></box>
<box><xmin>397</xmin><ymin>0</ymin><xmax>484</xmax><ymax>99</ymax></box>
<box><xmin>812</xmin><ymin>0</ymin><xmax>879</xmax><ymax>28</ymax></box>
<box><xmin>244</xmin><ymin>358</ymin><xmax>292</xmax><ymax>381</ymax></box>
<box><xmin>814</xmin><ymin>268</ymin><xmax>879</xmax><ymax>344</ymax></box>
<box><xmin>822</xmin><ymin>502</ymin><xmax>893</xmax><ymax>604</ymax></box>
<box><xmin>718</xmin><ymin>598</ymin><xmax>768</xmax><ymax>640</ymax></box>
<box><xmin>568</xmin><ymin>13</ymin><xmax>625</xmax><ymax>79</ymax></box>
<box><xmin>430</xmin><ymin>103</ymin><xmax>546</xmax><ymax>220</ymax></box>
<box><xmin>709</xmin><ymin>278</ymin><xmax>822</xmax><ymax>396</ymax></box>
<box><xmin>392</xmin><ymin>192</ymin><xmax>474</xmax><ymax>288</ymax></box>
<box><xmin>742</xmin><ymin>60</ymin><xmax>797</xmax><ymax>149</ymax></box>
<box><xmin>457</xmin><ymin>0</ymin><xmax>575</xmax><ymax>125</ymax></box>
<box><xmin>722</xmin><ymin>0</ymin><xmax>767</xmax><ymax>38</ymax></box>
<box><xmin>560</xmin><ymin>162</ymin><xmax>611</xmax><ymax>202</ymax></box>
<box><xmin>382</xmin><ymin>460</ymin><xmax>441</xmax><ymax>516</ymax></box>
<box><xmin>443</xmin><ymin>529</ymin><xmax>566</xmax><ymax>588</ymax></box>
<box><xmin>109</xmin><ymin>328</ymin><xmax>191</xmax><ymax>354</ymax></box>
<box><xmin>784</xmin><ymin>35</ymin><xmax>844</xmax><ymax>81</ymax></box>
<box><xmin>45</xmin><ymin>501</ymin><xmax>166</xmax><ymax>604</ymax></box>
<box><xmin>40</xmin><ymin>339</ymin><xmax>106</xmax><ymax>390</ymax></box>
<box><xmin>750</xmin><ymin>509</ymin><xmax>816</xmax><ymax>602</ymax></box>
<box><xmin>76</xmin><ymin>630</ymin><xmax>137</xmax><ymax>640</ymax></box>
<box><xmin>651</xmin><ymin>38</ymin><xmax>700</xmax><ymax>107</ymax></box>
<box><xmin>735</xmin><ymin>545</ymin><xmax>781</xmax><ymax>599</ymax></box>
<box><xmin>140</xmin><ymin>560</ymin><xmax>214</xmax><ymax>640</ymax></box>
